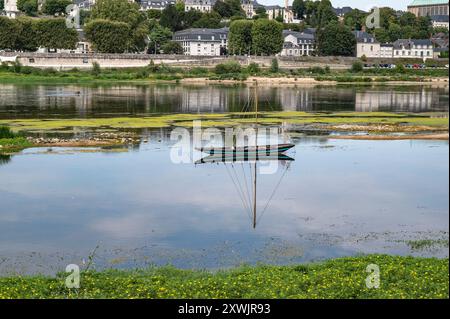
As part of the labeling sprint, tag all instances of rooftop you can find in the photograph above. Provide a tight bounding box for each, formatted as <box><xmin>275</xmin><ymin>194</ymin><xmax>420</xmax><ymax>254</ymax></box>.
<box><xmin>408</xmin><ymin>0</ymin><xmax>449</xmax><ymax>7</ymax></box>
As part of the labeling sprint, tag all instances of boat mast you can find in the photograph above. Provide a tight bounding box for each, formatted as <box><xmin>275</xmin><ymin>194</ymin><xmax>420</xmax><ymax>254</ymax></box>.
<box><xmin>253</xmin><ymin>82</ymin><xmax>258</xmax><ymax>229</ymax></box>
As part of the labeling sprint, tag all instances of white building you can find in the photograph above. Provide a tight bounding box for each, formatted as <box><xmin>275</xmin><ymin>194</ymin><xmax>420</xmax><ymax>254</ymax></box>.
<box><xmin>280</xmin><ymin>29</ymin><xmax>316</xmax><ymax>56</ymax></box>
<box><xmin>431</xmin><ymin>15</ymin><xmax>449</xmax><ymax>30</ymax></box>
<box><xmin>354</xmin><ymin>31</ymin><xmax>381</xmax><ymax>58</ymax></box>
<box><xmin>139</xmin><ymin>0</ymin><xmax>176</xmax><ymax>10</ymax></box>
<box><xmin>379</xmin><ymin>44</ymin><xmax>394</xmax><ymax>58</ymax></box>
<box><xmin>173</xmin><ymin>27</ymin><xmax>228</xmax><ymax>56</ymax></box>
<box><xmin>393</xmin><ymin>39</ymin><xmax>433</xmax><ymax>59</ymax></box>
<box><xmin>241</xmin><ymin>0</ymin><xmax>255</xmax><ymax>18</ymax></box>
<box><xmin>4</xmin><ymin>0</ymin><xmax>19</xmax><ymax>18</ymax></box>
<box><xmin>184</xmin><ymin>0</ymin><xmax>215</xmax><ymax>13</ymax></box>
<box><xmin>265</xmin><ymin>1</ymin><xmax>294</xmax><ymax>23</ymax></box>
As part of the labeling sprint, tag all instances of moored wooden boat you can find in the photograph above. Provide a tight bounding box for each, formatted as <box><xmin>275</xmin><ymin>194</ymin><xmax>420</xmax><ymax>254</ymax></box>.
<box><xmin>197</xmin><ymin>143</ymin><xmax>294</xmax><ymax>155</ymax></box>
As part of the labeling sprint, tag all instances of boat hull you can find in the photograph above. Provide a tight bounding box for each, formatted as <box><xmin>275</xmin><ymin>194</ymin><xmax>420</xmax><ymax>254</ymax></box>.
<box><xmin>197</xmin><ymin>144</ymin><xmax>294</xmax><ymax>155</ymax></box>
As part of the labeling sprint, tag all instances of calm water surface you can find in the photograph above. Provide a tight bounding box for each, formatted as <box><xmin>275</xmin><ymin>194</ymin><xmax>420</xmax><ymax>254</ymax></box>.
<box><xmin>0</xmin><ymin>83</ymin><xmax>448</xmax><ymax>119</ymax></box>
<box><xmin>0</xmin><ymin>136</ymin><xmax>448</xmax><ymax>274</ymax></box>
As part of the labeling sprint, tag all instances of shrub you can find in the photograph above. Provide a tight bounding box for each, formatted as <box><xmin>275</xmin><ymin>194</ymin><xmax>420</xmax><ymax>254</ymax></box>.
<box><xmin>270</xmin><ymin>58</ymin><xmax>279</xmax><ymax>73</ymax></box>
<box><xmin>351</xmin><ymin>61</ymin><xmax>363</xmax><ymax>73</ymax></box>
<box><xmin>0</xmin><ymin>126</ymin><xmax>16</xmax><ymax>139</ymax></box>
<box><xmin>91</xmin><ymin>62</ymin><xmax>101</xmax><ymax>76</ymax></box>
<box><xmin>214</xmin><ymin>61</ymin><xmax>242</xmax><ymax>75</ymax></box>
<box><xmin>308</xmin><ymin>66</ymin><xmax>330</xmax><ymax>75</ymax></box>
<box><xmin>246</xmin><ymin>62</ymin><xmax>260</xmax><ymax>75</ymax></box>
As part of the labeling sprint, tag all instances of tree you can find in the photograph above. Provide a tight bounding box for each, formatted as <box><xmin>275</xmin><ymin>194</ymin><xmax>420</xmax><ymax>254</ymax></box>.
<box><xmin>17</xmin><ymin>0</ymin><xmax>38</xmax><ymax>16</ymax></box>
<box><xmin>182</xmin><ymin>9</ymin><xmax>203</xmax><ymax>29</ymax></box>
<box><xmin>0</xmin><ymin>17</ymin><xmax>19</xmax><ymax>50</ymax></box>
<box><xmin>292</xmin><ymin>0</ymin><xmax>306</xmax><ymax>19</ymax></box>
<box><xmin>35</xmin><ymin>18</ymin><xmax>78</xmax><ymax>49</ymax></box>
<box><xmin>213</xmin><ymin>0</ymin><xmax>233</xmax><ymax>18</ymax></box>
<box><xmin>415</xmin><ymin>16</ymin><xmax>432</xmax><ymax>39</ymax></box>
<box><xmin>161</xmin><ymin>41</ymin><xmax>183</xmax><ymax>54</ymax></box>
<box><xmin>15</xmin><ymin>17</ymin><xmax>38</xmax><ymax>51</ymax></box>
<box><xmin>399</xmin><ymin>12</ymin><xmax>417</xmax><ymax>27</ymax></box>
<box><xmin>90</xmin><ymin>0</ymin><xmax>141</xmax><ymax>28</ymax></box>
<box><xmin>90</xmin><ymin>0</ymin><xmax>147</xmax><ymax>52</ymax></box>
<box><xmin>147</xmin><ymin>9</ymin><xmax>162</xmax><ymax>20</ymax></box>
<box><xmin>85</xmin><ymin>19</ymin><xmax>131</xmax><ymax>53</ymax></box>
<box><xmin>0</xmin><ymin>0</ymin><xmax>4</xmax><ymax>11</ymax></box>
<box><xmin>192</xmin><ymin>12</ymin><xmax>222</xmax><ymax>29</ymax></box>
<box><xmin>317</xmin><ymin>21</ymin><xmax>356</xmax><ymax>56</ymax></box>
<box><xmin>253</xmin><ymin>6</ymin><xmax>267</xmax><ymax>19</ymax></box>
<box><xmin>316</xmin><ymin>0</ymin><xmax>337</xmax><ymax>29</ymax></box>
<box><xmin>148</xmin><ymin>24</ymin><xmax>172</xmax><ymax>54</ymax></box>
<box><xmin>160</xmin><ymin>4</ymin><xmax>184</xmax><ymax>31</ymax></box>
<box><xmin>252</xmin><ymin>19</ymin><xmax>283</xmax><ymax>55</ymax></box>
<box><xmin>228</xmin><ymin>19</ymin><xmax>253</xmax><ymax>55</ymax></box>
<box><xmin>42</xmin><ymin>0</ymin><xmax>72</xmax><ymax>16</ymax></box>
<box><xmin>343</xmin><ymin>9</ymin><xmax>366</xmax><ymax>31</ymax></box>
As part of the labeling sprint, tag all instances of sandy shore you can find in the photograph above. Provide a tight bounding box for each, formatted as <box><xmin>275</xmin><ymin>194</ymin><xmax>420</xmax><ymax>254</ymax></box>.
<box><xmin>181</xmin><ymin>76</ymin><xmax>449</xmax><ymax>86</ymax></box>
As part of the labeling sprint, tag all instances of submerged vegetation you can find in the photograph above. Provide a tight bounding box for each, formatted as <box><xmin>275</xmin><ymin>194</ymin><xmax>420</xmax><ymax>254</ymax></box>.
<box><xmin>0</xmin><ymin>111</ymin><xmax>447</xmax><ymax>133</ymax></box>
<box><xmin>0</xmin><ymin>255</ymin><xmax>447</xmax><ymax>299</ymax></box>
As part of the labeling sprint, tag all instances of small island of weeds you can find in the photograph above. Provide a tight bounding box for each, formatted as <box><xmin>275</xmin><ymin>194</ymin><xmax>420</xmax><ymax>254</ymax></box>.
<box><xmin>0</xmin><ymin>255</ymin><xmax>447</xmax><ymax>299</ymax></box>
<box><xmin>0</xmin><ymin>126</ymin><xmax>33</xmax><ymax>154</ymax></box>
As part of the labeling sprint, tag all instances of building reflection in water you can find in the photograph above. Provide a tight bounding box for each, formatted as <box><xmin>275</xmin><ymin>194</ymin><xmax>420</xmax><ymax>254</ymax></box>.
<box><xmin>0</xmin><ymin>84</ymin><xmax>448</xmax><ymax>118</ymax></box>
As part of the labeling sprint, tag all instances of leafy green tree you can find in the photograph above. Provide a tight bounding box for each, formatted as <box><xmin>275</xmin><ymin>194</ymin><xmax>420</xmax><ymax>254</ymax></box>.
<box><xmin>292</xmin><ymin>0</ymin><xmax>306</xmax><ymax>19</ymax></box>
<box><xmin>253</xmin><ymin>6</ymin><xmax>267</xmax><ymax>19</ymax></box>
<box><xmin>147</xmin><ymin>9</ymin><xmax>162</xmax><ymax>20</ymax></box>
<box><xmin>90</xmin><ymin>0</ymin><xmax>147</xmax><ymax>52</ymax></box>
<box><xmin>148</xmin><ymin>23</ymin><xmax>172</xmax><ymax>54</ymax></box>
<box><xmin>0</xmin><ymin>17</ymin><xmax>20</xmax><ymax>50</ymax></box>
<box><xmin>316</xmin><ymin>0</ymin><xmax>337</xmax><ymax>29</ymax></box>
<box><xmin>343</xmin><ymin>9</ymin><xmax>366</xmax><ymax>31</ymax></box>
<box><xmin>42</xmin><ymin>0</ymin><xmax>72</xmax><ymax>16</ymax></box>
<box><xmin>399</xmin><ymin>12</ymin><xmax>417</xmax><ymax>26</ymax></box>
<box><xmin>228</xmin><ymin>19</ymin><xmax>253</xmax><ymax>55</ymax></box>
<box><xmin>192</xmin><ymin>12</ymin><xmax>222</xmax><ymax>29</ymax></box>
<box><xmin>85</xmin><ymin>19</ymin><xmax>131</xmax><ymax>53</ymax></box>
<box><xmin>317</xmin><ymin>21</ymin><xmax>355</xmax><ymax>56</ymax></box>
<box><xmin>270</xmin><ymin>58</ymin><xmax>279</xmax><ymax>73</ymax></box>
<box><xmin>251</xmin><ymin>19</ymin><xmax>283</xmax><ymax>55</ymax></box>
<box><xmin>35</xmin><ymin>18</ymin><xmax>78</xmax><ymax>49</ymax></box>
<box><xmin>17</xmin><ymin>0</ymin><xmax>38</xmax><ymax>16</ymax></box>
<box><xmin>15</xmin><ymin>17</ymin><xmax>38</xmax><ymax>51</ymax></box>
<box><xmin>161</xmin><ymin>41</ymin><xmax>183</xmax><ymax>54</ymax></box>
<box><xmin>91</xmin><ymin>0</ymin><xmax>142</xmax><ymax>28</ymax></box>
<box><xmin>378</xmin><ymin>7</ymin><xmax>397</xmax><ymax>30</ymax></box>
<box><xmin>214</xmin><ymin>0</ymin><xmax>233</xmax><ymax>17</ymax></box>
<box><xmin>160</xmin><ymin>4</ymin><xmax>184</xmax><ymax>31</ymax></box>
<box><xmin>373</xmin><ymin>28</ymin><xmax>390</xmax><ymax>43</ymax></box>
<box><xmin>182</xmin><ymin>10</ymin><xmax>203</xmax><ymax>29</ymax></box>
<box><xmin>0</xmin><ymin>0</ymin><xmax>4</xmax><ymax>11</ymax></box>
<box><xmin>415</xmin><ymin>16</ymin><xmax>432</xmax><ymax>39</ymax></box>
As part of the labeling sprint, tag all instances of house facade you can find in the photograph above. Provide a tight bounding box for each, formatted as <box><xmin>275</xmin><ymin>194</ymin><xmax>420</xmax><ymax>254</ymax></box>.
<box><xmin>3</xmin><ymin>0</ymin><xmax>20</xmax><ymax>18</ymax></box>
<box><xmin>354</xmin><ymin>31</ymin><xmax>381</xmax><ymax>58</ymax></box>
<box><xmin>184</xmin><ymin>0</ymin><xmax>215</xmax><ymax>13</ymax></box>
<box><xmin>393</xmin><ymin>39</ymin><xmax>433</xmax><ymax>59</ymax></box>
<box><xmin>280</xmin><ymin>30</ymin><xmax>316</xmax><ymax>56</ymax></box>
<box><xmin>138</xmin><ymin>0</ymin><xmax>176</xmax><ymax>10</ymax></box>
<box><xmin>173</xmin><ymin>27</ymin><xmax>228</xmax><ymax>56</ymax></box>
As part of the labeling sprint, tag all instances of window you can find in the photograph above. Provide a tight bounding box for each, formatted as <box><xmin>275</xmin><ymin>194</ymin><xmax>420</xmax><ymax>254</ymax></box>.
<box><xmin>29</xmin><ymin>58</ymin><xmax>35</xmax><ymax>63</ymax></box>
<box><xmin>83</xmin><ymin>58</ymin><xmax>88</xmax><ymax>64</ymax></box>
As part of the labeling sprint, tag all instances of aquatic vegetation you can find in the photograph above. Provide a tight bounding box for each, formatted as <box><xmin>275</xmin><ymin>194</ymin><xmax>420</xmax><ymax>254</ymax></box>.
<box><xmin>0</xmin><ymin>137</ymin><xmax>33</xmax><ymax>154</ymax></box>
<box><xmin>0</xmin><ymin>112</ymin><xmax>447</xmax><ymax>134</ymax></box>
<box><xmin>0</xmin><ymin>255</ymin><xmax>447</xmax><ymax>299</ymax></box>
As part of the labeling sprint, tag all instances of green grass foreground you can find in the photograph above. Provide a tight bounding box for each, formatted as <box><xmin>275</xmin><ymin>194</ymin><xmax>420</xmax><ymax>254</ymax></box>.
<box><xmin>0</xmin><ymin>255</ymin><xmax>448</xmax><ymax>299</ymax></box>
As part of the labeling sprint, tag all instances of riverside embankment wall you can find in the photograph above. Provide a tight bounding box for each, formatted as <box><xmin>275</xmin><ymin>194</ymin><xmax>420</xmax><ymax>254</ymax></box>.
<box><xmin>0</xmin><ymin>52</ymin><xmax>443</xmax><ymax>70</ymax></box>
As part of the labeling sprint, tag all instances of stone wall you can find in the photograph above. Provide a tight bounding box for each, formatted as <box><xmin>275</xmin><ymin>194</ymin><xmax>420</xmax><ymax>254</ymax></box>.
<box><xmin>1</xmin><ymin>52</ymin><xmax>441</xmax><ymax>70</ymax></box>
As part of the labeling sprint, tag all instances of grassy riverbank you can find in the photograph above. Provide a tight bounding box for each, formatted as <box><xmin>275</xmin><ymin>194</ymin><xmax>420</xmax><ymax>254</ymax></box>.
<box><xmin>0</xmin><ymin>61</ymin><xmax>448</xmax><ymax>85</ymax></box>
<box><xmin>0</xmin><ymin>127</ymin><xmax>33</xmax><ymax>154</ymax></box>
<box><xmin>0</xmin><ymin>255</ymin><xmax>447</xmax><ymax>299</ymax></box>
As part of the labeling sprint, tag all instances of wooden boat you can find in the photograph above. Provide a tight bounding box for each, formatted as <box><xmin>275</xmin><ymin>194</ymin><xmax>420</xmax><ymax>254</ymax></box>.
<box><xmin>197</xmin><ymin>143</ymin><xmax>294</xmax><ymax>155</ymax></box>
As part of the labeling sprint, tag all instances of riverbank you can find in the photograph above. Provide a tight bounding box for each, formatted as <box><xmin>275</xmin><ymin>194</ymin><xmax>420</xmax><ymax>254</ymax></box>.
<box><xmin>0</xmin><ymin>62</ymin><xmax>448</xmax><ymax>85</ymax></box>
<box><xmin>0</xmin><ymin>255</ymin><xmax>447</xmax><ymax>299</ymax></box>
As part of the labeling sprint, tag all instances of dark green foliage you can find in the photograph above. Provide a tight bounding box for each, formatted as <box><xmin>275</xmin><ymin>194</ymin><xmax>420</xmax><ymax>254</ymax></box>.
<box><xmin>35</xmin><ymin>18</ymin><xmax>78</xmax><ymax>50</ymax></box>
<box><xmin>317</xmin><ymin>21</ymin><xmax>356</xmax><ymax>56</ymax></box>
<box><xmin>228</xmin><ymin>19</ymin><xmax>253</xmax><ymax>55</ymax></box>
<box><xmin>214</xmin><ymin>61</ymin><xmax>242</xmax><ymax>74</ymax></box>
<box><xmin>270</xmin><ymin>58</ymin><xmax>279</xmax><ymax>73</ymax></box>
<box><xmin>17</xmin><ymin>0</ymin><xmax>38</xmax><ymax>16</ymax></box>
<box><xmin>351</xmin><ymin>61</ymin><xmax>363</xmax><ymax>73</ymax></box>
<box><xmin>85</xmin><ymin>19</ymin><xmax>131</xmax><ymax>53</ymax></box>
<box><xmin>251</xmin><ymin>19</ymin><xmax>283</xmax><ymax>55</ymax></box>
<box><xmin>161</xmin><ymin>41</ymin><xmax>183</xmax><ymax>55</ymax></box>
<box><xmin>42</xmin><ymin>0</ymin><xmax>72</xmax><ymax>15</ymax></box>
